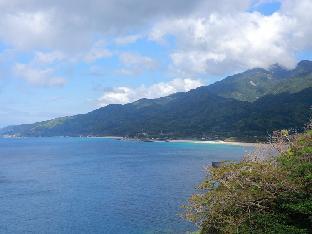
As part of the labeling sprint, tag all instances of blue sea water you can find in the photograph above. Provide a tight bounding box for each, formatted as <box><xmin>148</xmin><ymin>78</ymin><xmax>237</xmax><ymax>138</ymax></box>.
<box><xmin>0</xmin><ymin>137</ymin><xmax>250</xmax><ymax>234</ymax></box>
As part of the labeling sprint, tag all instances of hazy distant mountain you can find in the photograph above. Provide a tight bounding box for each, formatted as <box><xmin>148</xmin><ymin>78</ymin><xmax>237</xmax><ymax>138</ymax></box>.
<box><xmin>1</xmin><ymin>60</ymin><xmax>312</xmax><ymax>141</ymax></box>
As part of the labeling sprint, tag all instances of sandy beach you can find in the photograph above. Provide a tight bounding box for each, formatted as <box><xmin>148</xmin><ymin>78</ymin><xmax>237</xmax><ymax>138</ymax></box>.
<box><xmin>167</xmin><ymin>139</ymin><xmax>258</xmax><ymax>147</ymax></box>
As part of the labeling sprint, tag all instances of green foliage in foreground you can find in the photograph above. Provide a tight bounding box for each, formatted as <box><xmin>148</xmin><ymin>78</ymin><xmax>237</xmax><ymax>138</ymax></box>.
<box><xmin>184</xmin><ymin>129</ymin><xmax>312</xmax><ymax>233</ymax></box>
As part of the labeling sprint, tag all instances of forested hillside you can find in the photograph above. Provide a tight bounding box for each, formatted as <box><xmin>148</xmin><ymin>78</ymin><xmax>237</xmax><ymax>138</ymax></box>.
<box><xmin>1</xmin><ymin>61</ymin><xmax>312</xmax><ymax>141</ymax></box>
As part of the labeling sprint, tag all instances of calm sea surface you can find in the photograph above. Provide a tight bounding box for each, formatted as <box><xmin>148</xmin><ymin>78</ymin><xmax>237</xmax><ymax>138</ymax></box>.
<box><xmin>0</xmin><ymin>137</ymin><xmax>250</xmax><ymax>234</ymax></box>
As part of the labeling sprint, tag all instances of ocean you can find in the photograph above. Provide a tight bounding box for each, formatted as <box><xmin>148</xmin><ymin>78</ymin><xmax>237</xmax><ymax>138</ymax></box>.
<box><xmin>0</xmin><ymin>137</ymin><xmax>250</xmax><ymax>233</ymax></box>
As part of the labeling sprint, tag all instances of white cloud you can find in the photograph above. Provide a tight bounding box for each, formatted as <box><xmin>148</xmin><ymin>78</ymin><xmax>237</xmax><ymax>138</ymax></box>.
<box><xmin>281</xmin><ymin>0</ymin><xmax>312</xmax><ymax>51</ymax></box>
<box><xmin>6</xmin><ymin>40</ymin><xmax>112</xmax><ymax>88</ymax></box>
<box><xmin>34</xmin><ymin>51</ymin><xmax>66</xmax><ymax>64</ymax></box>
<box><xmin>117</xmin><ymin>52</ymin><xmax>157</xmax><ymax>75</ymax></box>
<box><xmin>0</xmin><ymin>0</ymin><xmax>311</xmax><ymax>84</ymax></box>
<box><xmin>32</xmin><ymin>40</ymin><xmax>112</xmax><ymax>65</ymax></box>
<box><xmin>0</xmin><ymin>0</ymin><xmax>228</xmax><ymax>52</ymax></box>
<box><xmin>150</xmin><ymin>0</ymin><xmax>312</xmax><ymax>76</ymax></box>
<box><xmin>14</xmin><ymin>63</ymin><xmax>66</xmax><ymax>87</ymax></box>
<box><xmin>83</xmin><ymin>40</ymin><xmax>112</xmax><ymax>63</ymax></box>
<box><xmin>114</xmin><ymin>34</ymin><xmax>142</xmax><ymax>45</ymax></box>
<box><xmin>0</xmin><ymin>11</ymin><xmax>54</xmax><ymax>50</ymax></box>
<box><xmin>252</xmin><ymin>0</ymin><xmax>280</xmax><ymax>7</ymax></box>
<box><xmin>97</xmin><ymin>78</ymin><xmax>202</xmax><ymax>106</ymax></box>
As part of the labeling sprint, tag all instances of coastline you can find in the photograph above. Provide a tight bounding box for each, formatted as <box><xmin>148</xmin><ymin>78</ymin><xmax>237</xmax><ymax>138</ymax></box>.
<box><xmin>0</xmin><ymin>135</ymin><xmax>259</xmax><ymax>146</ymax></box>
<box><xmin>112</xmin><ymin>137</ymin><xmax>260</xmax><ymax>146</ymax></box>
<box><xmin>165</xmin><ymin>139</ymin><xmax>258</xmax><ymax>146</ymax></box>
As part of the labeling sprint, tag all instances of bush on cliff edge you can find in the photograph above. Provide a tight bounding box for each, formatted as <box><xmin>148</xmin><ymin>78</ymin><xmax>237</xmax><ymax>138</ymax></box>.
<box><xmin>184</xmin><ymin>127</ymin><xmax>312</xmax><ymax>233</ymax></box>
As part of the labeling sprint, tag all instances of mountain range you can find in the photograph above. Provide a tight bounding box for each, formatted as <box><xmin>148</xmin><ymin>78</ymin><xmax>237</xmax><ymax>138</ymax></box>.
<box><xmin>1</xmin><ymin>60</ymin><xmax>312</xmax><ymax>142</ymax></box>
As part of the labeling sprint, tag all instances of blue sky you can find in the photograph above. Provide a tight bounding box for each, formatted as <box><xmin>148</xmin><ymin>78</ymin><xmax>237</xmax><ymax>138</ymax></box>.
<box><xmin>0</xmin><ymin>0</ymin><xmax>311</xmax><ymax>127</ymax></box>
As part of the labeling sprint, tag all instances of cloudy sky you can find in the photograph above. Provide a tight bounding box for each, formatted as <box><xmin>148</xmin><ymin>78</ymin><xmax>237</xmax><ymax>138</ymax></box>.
<box><xmin>0</xmin><ymin>0</ymin><xmax>311</xmax><ymax>126</ymax></box>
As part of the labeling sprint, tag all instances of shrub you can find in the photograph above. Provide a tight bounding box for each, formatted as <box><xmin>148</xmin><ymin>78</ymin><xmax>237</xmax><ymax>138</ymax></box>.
<box><xmin>184</xmin><ymin>128</ymin><xmax>312</xmax><ymax>233</ymax></box>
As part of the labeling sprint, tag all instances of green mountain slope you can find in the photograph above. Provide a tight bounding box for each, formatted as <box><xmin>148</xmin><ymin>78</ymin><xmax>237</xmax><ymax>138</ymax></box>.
<box><xmin>1</xmin><ymin>60</ymin><xmax>312</xmax><ymax>141</ymax></box>
<box><xmin>205</xmin><ymin>60</ymin><xmax>312</xmax><ymax>101</ymax></box>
